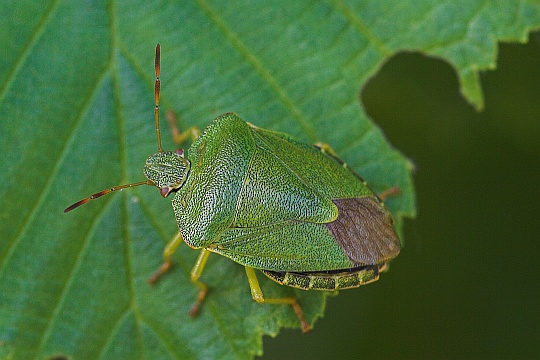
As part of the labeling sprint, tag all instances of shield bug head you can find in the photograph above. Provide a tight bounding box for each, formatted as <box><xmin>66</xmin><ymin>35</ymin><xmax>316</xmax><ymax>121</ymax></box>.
<box><xmin>144</xmin><ymin>150</ymin><xmax>190</xmax><ymax>198</ymax></box>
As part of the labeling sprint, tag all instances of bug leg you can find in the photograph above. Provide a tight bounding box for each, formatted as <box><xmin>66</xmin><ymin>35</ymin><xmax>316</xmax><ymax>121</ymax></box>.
<box><xmin>315</xmin><ymin>142</ymin><xmax>401</xmax><ymax>202</ymax></box>
<box><xmin>188</xmin><ymin>249</ymin><xmax>211</xmax><ymax>317</ymax></box>
<box><xmin>166</xmin><ymin>110</ymin><xmax>201</xmax><ymax>145</ymax></box>
<box><xmin>245</xmin><ymin>266</ymin><xmax>312</xmax><ymax>333</ymax></box>
<box><xmin>377</xmin><ymin>186</ymin><xmax>400</xmax><ymax>201</ymax></box>
<box><xmin>313</xmin><ymin>141</ymin><xmax>338</xmax><ymax>157</ymax></box>
<box><xmin>148</xmin><ymin>231</ymin><xmax>184</xmax><ymax>285</ymax></box>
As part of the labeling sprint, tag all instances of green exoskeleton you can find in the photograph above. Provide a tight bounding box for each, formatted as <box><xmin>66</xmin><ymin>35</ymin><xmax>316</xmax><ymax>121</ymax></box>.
<box><xmin>65</xmin><ymin>44</ymin><xmax>400</xmax><ymax>333</ymax></box>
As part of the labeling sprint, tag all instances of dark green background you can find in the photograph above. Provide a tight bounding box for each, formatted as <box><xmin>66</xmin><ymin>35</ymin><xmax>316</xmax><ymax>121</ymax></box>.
<box><xmin>263</xmin><ymin>33</ymin><xmax>540</xmax><ymax>359</ymax></box>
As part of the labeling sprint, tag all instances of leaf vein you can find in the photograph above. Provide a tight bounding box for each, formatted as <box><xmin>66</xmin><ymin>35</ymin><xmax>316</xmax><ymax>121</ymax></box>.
<box><xmin>194</xmin><ymin>0</ymin><xmax>318</xmax><ymax>141</ymax></box>
<box><xmin>0</xmin><ymin>0</ymin><xmax>62</xmax><ymax>105</ymax></box>
<box><xmin>33</xmin><ymin>199</ymin><xmax>119</xmax><ymax>359</ymax></box>
<box><xmin>329</xmin><ymin>0</ymin><xmax>392</xmax><ymax>56</ymax></box>
<box><xmin>0</xmin><ymin>66</ymin><xmax>111</xmax><ymax>276</ymax></box>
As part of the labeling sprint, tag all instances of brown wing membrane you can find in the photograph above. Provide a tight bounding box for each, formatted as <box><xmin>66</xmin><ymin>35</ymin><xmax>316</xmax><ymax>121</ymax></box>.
<box><xmin>326</xmin><ymin>197</ymin><xmax>400</xmax><ymax>266</ymax></box>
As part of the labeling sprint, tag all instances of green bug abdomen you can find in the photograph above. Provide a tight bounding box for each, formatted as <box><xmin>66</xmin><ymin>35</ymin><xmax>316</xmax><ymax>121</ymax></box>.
<box><xmin>261</xmin><ymin>265</ymin><xmax>381</xmax><ymax>290</ymax></box>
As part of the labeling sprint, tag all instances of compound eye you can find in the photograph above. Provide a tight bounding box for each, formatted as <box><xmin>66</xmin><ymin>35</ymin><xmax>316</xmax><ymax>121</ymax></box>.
<box><xmin>160</xmin><ymin>186</ymin><xmax>170</xmax><ymax>198</ymax></box>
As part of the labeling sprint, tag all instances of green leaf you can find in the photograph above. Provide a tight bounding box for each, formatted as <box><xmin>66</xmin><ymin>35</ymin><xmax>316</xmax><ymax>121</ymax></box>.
<box><xmin>0</xmin><ymin>1</ymin><xmax>538</xmax><ymax>359</ymax></box>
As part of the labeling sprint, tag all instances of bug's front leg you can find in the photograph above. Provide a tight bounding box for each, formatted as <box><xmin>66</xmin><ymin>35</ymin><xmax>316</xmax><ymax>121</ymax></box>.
<box><xmin>148</xmin><ymin>233</ymin><xmax>210</xmax><ymax>317</ymax></box>
<box><xmin>245</xmin><ymin>266</ymin><xmax>312</xmax><ymax>333</ymax></box>
<box><xmin>166</xmin><ymin>110</ymin><xmax>201</xmax><ymax>145</ymax></box>
<box><xmin>148</xmin><ymin>231</ymin><xmax>184</xmax><ymax>285</ymax></box>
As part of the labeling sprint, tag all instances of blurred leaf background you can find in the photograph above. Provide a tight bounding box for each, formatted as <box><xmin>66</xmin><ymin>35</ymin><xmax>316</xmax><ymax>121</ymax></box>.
<box><xmin>1</xmin><ymin>1</ymin><xmax>539</xmax><ymax>359</ymax></box>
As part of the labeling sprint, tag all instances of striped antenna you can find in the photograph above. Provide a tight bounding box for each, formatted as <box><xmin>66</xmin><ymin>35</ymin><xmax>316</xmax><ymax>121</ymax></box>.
<box><xmin>64</xmin><ymin>180</ymin><xmax>154</xmax><ymax>213</ymax></box>
<box><xmin>155</xmin><ymin>43</ymin><xmax>163</xmax><ymax>152</ymax></box>
<box><xmin>64</xmin><ymin>44</ymin><xmax>163</xmax><ymax>213</ymax></box>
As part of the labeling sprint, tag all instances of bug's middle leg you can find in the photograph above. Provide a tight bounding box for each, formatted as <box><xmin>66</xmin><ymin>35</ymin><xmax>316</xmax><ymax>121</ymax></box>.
<box><xmin>187</xmin><ymin>249</ymin><xmax>210</xmax><ymax>317</ymax></box>
<box><xmin>245</xmin><ymin>266</ymin><xmax>312</xmax><ymax>333</ymax></box>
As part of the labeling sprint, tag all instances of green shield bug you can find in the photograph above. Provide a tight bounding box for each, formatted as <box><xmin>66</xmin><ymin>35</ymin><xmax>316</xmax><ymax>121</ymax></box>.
<box><xmin>65</xmin><ymin>44</ymin><xmax>401</xmax><ymax>333</ymax></box>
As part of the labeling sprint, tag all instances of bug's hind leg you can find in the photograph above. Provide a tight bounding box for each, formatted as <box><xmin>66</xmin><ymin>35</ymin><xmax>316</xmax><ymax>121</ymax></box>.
<box><xmin>314</xmin><ymin>142</ymin><xmax>400</xmax><ymax>201</ymax></box>
<box><xmin>377</xmin><ymin>186</ymin><xmax>400</xmax><ymax>201</ymax></box>
<box><xmin>245</xmin><ymin>266</ymin><xmax>312</xmax><ymax>333</ymax></box>
<box><xmin>166</xmin><ymin>110</ymin><xmax>201</xmax><ymax>145</ymax></box>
